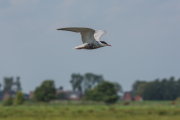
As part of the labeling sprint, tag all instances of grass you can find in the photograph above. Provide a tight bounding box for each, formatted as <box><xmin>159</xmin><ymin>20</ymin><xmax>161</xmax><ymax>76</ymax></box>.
<box><xmin>0</xmin><ymin>100</ymin><xmax>180</xmax><ymax>120</ymax></box>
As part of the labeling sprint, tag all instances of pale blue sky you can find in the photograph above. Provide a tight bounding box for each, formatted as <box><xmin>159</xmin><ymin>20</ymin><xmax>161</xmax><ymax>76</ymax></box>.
<box><xmin>0</xmin><ymin>0</ymin><xmax>180</xmax><ymax>93</ymax></box>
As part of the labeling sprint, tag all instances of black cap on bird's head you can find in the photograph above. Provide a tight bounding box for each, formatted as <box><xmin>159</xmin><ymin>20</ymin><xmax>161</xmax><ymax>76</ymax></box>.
<box><xmin>100</xmin><ymin>41</ymin><xmax>111</xmax><ymax>46</ymax></box>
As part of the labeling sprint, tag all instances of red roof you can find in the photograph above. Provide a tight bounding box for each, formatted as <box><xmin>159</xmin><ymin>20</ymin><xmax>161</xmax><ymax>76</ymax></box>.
<box><xmin>123</xmin><ymin>92</ymin><xmax>134</xmax><ymax>101</ymax></box>
<box><xmin>134</xmin><ymin>95</ymin><xmax>143</xmax><ymax>101</ymax></box>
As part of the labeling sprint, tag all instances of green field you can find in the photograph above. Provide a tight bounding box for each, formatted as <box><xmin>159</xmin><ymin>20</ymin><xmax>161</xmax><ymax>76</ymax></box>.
<box><xmin>0</xmin><ymin>101</ymin><xmax>180</xmax><ymax>120</ymax></box>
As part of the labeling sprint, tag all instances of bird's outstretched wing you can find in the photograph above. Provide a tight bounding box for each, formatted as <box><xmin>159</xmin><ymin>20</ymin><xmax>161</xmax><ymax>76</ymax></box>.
<box><xmin>57</xmin><ymin>27</ymin><xmax>96</xmax><ymax>44</ymax></box>
<box><xmin>94</xmin><ymin>30</ymin><xmax>107</xmax><ymax>41</ymax></box>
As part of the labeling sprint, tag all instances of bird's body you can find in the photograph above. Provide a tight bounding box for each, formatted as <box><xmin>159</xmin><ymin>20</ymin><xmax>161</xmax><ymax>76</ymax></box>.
<box><xmin>57</xmin><ymin>27</ymin><xmax>111</xmax><ymax>49</ymax></box>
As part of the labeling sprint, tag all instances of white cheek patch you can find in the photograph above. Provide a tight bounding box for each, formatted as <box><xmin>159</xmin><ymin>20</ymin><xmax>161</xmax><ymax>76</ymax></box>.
<box><xmin>98</xmin><ymin>41</ymin><xmax>106</xmax><ymax>47</ymax></box>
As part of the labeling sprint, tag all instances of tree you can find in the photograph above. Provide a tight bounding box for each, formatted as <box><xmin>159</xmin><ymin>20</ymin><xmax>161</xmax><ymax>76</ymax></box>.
<box><xmin>3</xmin><ymin>77</ymin><xmax>13</xmax><ymax>92</ymax></box>
<box><xmin>113</xmin><ymin>82</ymin><xmax>123</xmax><ymax>93</ymax></box>
<box><xmin>3</xmin><ymin>77</ymin><xmax>22</xmax><ymax>92</ymax></box>
<box><xmin>0</xmin><ymin>83</ymin><xmax>2</xmax><ymax>91</ymax></box>
<box><xmin>14</xmin><ymin>91</ymin><xmax>25</xmax><ymax>105</ymax></box>
<box><xmin>141</xmin><ymin>81</ymin><xmax>157</xmax><ymax>100</ymax></box>
<box><xmin>132</xmin><ymin>77</ymin><xmax>180</xmax><ymax>100</ymax></box>
<box><xmin>177</xmin><ymin>78</ymin><xmax>180</xmax><ymax>97</ymax></box>
<box><xmin>14</xmin><ymin>77</ymin><xmax>21</xmax><ymax>91</ymax></box>
<box><xmin>132</xmin><ymin>80</ymin><xmax>147</xmax><ymax>95</ymax></box>
<box><xmin>70</xmin><ymin>73</ymin><xmax>104</xmax><ymax>93</ymax></box>
<box><xmin>57</xmin><ymin>92</ymin><xmax>66</xmax><ymax>100</ymax></box>
<box><xmin>70</xmin><ymin>74</ymin><xmax>83</xmax><ymax>92</ymax></box>
<box><xmin>59</xmin><ymin>86</ymin><xmax>63</xmax><ymax>90</ymax></box>
<box><xmin>85</xmin><ymin>81</ymin><xmax>119</xmax><ymax>103</ymax></box>
<box><xmin>83</xmin><ymin>73</ymin><xmax>104</xmax><ymax>93</ymax></box>
<box><xmin>34</xmin><ymin>80</ymin><xmax>56</xmax><ymax>102</ymax></box>
<box><xmin>3</xmin><ymin>96</ymin><xmax>13</xmax><ymax>106</ymax></box>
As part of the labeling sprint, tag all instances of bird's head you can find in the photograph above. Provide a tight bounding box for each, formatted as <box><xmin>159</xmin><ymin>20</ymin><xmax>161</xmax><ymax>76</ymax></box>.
<box><xmin>100</xmin><ymin>41</ymin><xmax>111</xmax><ymax>46</ymax></box>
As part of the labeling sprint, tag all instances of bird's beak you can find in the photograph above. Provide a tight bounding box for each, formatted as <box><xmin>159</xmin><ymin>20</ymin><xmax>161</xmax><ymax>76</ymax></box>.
<box><xmin>106</xmin><ymin>44</ymin><xmax>111</xmax><ymax>46</ymax></box>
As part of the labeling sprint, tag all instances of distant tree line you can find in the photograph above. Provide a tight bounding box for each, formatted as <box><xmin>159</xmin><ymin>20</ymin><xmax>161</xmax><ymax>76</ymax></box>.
<box><xmin>132</xmin><ymin>77</ymin><xmax>180</xmax><ymax>100</ymax></box>
<box><xmin>33</xmin><ymin>73</ymin><xmax>122</xmax><ymax>103</ymax></box>
<box><xmin>4</xmin><ymin>74</ymin><xmax>180</xmax><ymax>104</ymax></box>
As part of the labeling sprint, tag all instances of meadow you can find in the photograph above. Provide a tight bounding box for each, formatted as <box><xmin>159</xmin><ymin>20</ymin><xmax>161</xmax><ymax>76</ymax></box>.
<box><xmin>0</xmin><ymin>100</ymin><xmax>180</xmax><ymax>120</ymax></box>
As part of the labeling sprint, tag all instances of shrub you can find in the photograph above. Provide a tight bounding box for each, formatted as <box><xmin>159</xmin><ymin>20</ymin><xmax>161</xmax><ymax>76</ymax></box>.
<box><xmin>158</xmin><ymin>110</ymin><xmax>168</xmax><ymax>115</ymax></box>
<box><xmin>176</xmin><ymin>97</ymin><xmax>180</xmax><ymax>102</ymax></box>
<box><xmin>14</xmin><ymin>91</ymin><xmax>25</xmax><ymax>105</ymax></box>
<box><xmin>85</xmin><ymin>81</ymin><xmax>119</xmax><ymax>104</ymax></box>
<box><xmin>34</xmin><ymin>80</ymin><xmax>56</xmax><ymax>102</ymax></box>
<box><xmin>57</xmin><ymin>92</ymin><xmax>67</xmax><ymax>100</ymax></box>
<box><xmin>3</xmin><ymin>96</ymin><xmax>13</xmax><ymax>106</ymax></box>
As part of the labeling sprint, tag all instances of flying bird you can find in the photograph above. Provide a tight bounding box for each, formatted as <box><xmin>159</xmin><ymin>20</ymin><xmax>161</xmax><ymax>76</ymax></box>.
<box><xmin>57</xmin><ymin>27</ymin><xmax>111</xmax><ymax>49</ymax></box>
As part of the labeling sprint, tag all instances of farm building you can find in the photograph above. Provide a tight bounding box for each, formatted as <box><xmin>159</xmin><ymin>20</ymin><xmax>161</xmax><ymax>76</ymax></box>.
<box><xmin>134</xmin><ymin>95</ymin><xmax>143</xmax><ymax>101</ymax></box>
<box><xmin>29</xmin><ymin>90</ymin><xmax>83</xmax><ymax>100</ymax></box>
<box><xmin>2</xmin><ymin>90</ymin><xmax>16</xmax><ymax>101</ymax></box>
<box><xmin>66</xmin><ymin>91</ymin><xmax>82</xmax><ymax>100</ymax></box>
<box><xmin>29</xmin><ymin>91</ymin><xmax>34</xmax><ymax>100</ymax></box>
<box><xmin>123</xmin><ymin>92</ymin><xmax>143</xmax><ymax>101</ymax></box>
<box><xmin>57</xmin><ymin>90</ymin><xmax>82</xmax><ymax>100</ymax></box>
<box><xmin>123</xmin><ymin>92</ymin><xmax>134</xmax><ymax>101</ymax></box>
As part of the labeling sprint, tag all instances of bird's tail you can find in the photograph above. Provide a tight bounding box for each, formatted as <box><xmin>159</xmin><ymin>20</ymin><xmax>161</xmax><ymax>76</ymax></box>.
<box><xmin>73</xmin><ymin>45</ymin><xmax>84</xmax><ymax>49</ymax></box>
